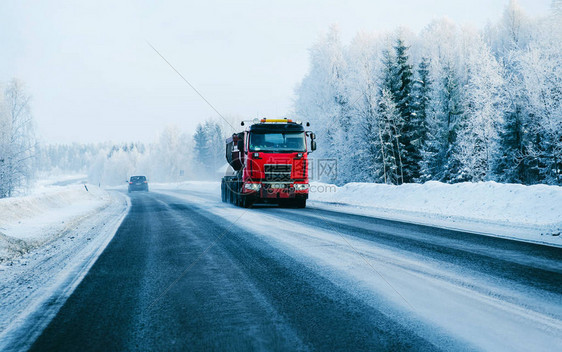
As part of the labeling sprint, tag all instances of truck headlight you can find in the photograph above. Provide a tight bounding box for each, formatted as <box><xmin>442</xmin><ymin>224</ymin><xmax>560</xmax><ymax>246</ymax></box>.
<box><xmin>244</xmin><ymin>183</ymin><xmax>261</xmax><ymax>191</ymax></box>
<box><xmin>294</xmin><ymin>183</ymin><xmax>309</xmax><ymax>191</ymax></box>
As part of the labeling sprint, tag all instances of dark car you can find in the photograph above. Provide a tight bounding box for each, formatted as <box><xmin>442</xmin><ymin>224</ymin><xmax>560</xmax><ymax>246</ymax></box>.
<box><xmin>128</xmin><ymin>175</ymin><xmax>149</xmax><ymax>192</ymax></box>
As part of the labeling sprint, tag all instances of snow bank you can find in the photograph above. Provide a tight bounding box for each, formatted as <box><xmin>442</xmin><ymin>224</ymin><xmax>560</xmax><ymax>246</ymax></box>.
<box><xmin>0</xmin><ymin>184</ymin><xmax>128</xmax><ymax>349</ymax></box>
<box><xmin>309</xmin><ymin>181</ymin><xmax>562</xmax><ymax>246</ymax></box>
<box><xmin>0</xmin><ymin>183</ymin><xmax>112</xmax><ymax>261</ymax></box>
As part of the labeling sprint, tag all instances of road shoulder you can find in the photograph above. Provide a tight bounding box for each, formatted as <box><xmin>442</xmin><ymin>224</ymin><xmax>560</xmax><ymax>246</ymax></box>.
<box><xmin>0</xmin><ymin>190</ymin><xmax>130</xmax><ymax>352</ymax></box>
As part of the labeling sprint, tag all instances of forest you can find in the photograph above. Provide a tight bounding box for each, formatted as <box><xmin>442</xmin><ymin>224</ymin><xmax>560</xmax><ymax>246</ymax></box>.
<box><xmin>295</xmin><ymin>0</ymin><xmax>562</xmax><ymax>185</ymax></box>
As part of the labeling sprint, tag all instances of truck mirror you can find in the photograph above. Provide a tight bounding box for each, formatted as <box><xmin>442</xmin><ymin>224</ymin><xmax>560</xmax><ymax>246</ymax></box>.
<box><xmin>310</xmin><ymin>132</ymin><xmax>316</xmax><ymax>140</ymax></box>
<box><xmin>237</xmin><ymin>140</ymin><xmax>244</xmax><ymax>151</ymax></box>
<box><xmin>311</xmin><ymin>140</ymin><xmax>317</xmax><ymax>151</ymax></box>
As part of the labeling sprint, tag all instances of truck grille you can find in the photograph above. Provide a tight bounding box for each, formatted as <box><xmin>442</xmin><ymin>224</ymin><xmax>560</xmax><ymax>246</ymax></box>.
<box><xmin>264</xmin><ymin>164</ymin><xmax>292</xmax><ymax>181</ymax></box>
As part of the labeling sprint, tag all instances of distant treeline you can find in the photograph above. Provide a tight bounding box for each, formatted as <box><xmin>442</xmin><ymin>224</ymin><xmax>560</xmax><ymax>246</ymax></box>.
<box><xmin>35</xmin><ymin>120</ymin><xmax>227</xmax><ymax>186</ymax></box>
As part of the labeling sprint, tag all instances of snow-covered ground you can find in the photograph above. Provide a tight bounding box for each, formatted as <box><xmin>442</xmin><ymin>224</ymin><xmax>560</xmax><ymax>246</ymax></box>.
<box><xmin>0</xmin><ymin>179</ymin><xmax>129</xmax><ymax>348</ymax></box>
<box><xmin>1</xmin><ymin>178</ymin><xmax>109</xmax><ymax>261</ymax></box>
<box><xmin>154</xmin><ymin>180</ymin><xmax>562</xmax><ymax>247</ymax></box>
<box><xmin>309</xmin><ymin>181</ymin><xmax>562</xmax><ymax>246</ymax></box>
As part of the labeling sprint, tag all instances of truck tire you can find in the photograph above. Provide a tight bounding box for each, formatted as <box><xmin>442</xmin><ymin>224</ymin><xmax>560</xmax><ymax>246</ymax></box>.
<box><xmin>281</xmin><ymin>199</ymin><xmax>306</xmax><ymax>208</ymax></box>
<box><xmin>295</xmin><ymin>199</ymin><xmax>306</xmax><ymax>208</ymax></box>
<box><xmin>278</xmin><ymin>200</ymin><xmax>292</xmax><ymax>208</ymax></box>
<box><xmin>241</xmin><ymin>196</ymin><xmax>253</xmax><ymax>208</ymax></box>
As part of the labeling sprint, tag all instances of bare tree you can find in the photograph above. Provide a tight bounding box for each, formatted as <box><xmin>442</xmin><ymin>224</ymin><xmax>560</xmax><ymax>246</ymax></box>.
<box><xmin>0</xmin><ymin>79</ymin><xmax>36</xmax><ymax>198</ymax></box>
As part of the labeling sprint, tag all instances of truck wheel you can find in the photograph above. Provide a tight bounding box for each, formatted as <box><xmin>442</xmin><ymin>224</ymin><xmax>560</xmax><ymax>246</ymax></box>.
<box><xmin>221</xmin><ymin>181</ymin><xmax>226</xmax><ymax>202</ymax></box>
<box><xmin>241</xmin><ymin>196</ymin><xmax>253</xmax><ymax>208</ymax></box>
<box><xmin>295</xmin><ymin>199</ymin><xmax>306</xmax><ymax>208</ymax></box>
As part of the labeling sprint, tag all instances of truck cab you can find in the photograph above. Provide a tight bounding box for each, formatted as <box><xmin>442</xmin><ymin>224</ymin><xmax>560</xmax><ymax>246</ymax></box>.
<box><xmin>221</xmin><ymin>118</ymin><xmax>316</xmax><ymax>208</ymax></box>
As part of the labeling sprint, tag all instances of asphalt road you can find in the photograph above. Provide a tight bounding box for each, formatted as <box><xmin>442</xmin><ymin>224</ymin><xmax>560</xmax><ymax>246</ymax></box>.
<box><xmin>29</xmin><ymin>190</ymin><xmax>562</xmax><ymax>351</ymax></box>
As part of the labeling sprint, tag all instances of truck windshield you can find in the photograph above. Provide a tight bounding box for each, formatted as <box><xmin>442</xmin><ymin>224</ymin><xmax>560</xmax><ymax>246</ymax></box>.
<box><xmin>249</xmin><ymin>132</ymin><xmax>306</xmax><ymax>152</ymax></box>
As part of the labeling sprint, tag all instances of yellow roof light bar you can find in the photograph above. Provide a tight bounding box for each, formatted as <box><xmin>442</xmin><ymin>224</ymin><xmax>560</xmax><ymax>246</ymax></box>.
<box><xmin>260</xmin><ymin>118</ymin><xmax>293</xmax><ymax>123</ymax></box>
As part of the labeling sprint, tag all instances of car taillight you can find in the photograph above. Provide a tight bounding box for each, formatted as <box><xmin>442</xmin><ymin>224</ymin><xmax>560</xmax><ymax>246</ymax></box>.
<box><xmin>129</xmin><ymin>182</ymin><xmax>133</xmax><ymax>184</ymax></box>
<box><xmin>143</xmin><ymin>181</ymin><xmax>147</xmax><ymax>183</ymax></box>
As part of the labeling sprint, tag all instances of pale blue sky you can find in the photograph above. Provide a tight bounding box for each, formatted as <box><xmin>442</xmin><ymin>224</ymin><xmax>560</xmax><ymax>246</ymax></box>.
<box><xmin>0</xmin><ymin>0</ymin><xmax>552</xmax><ymax>143</ymax></box>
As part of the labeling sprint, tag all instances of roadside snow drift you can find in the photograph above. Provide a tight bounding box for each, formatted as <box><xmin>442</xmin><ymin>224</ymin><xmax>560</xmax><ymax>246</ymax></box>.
<box><xmin>309</xmin><ymin>181</ymin><xmax>562</xmax><ymax>246</ymax></box>
<box><xmin>0</xmin><ymin>184</ymin><xmax>111</xmax><ymax>261</ymax></box>
<box><xmin>0</xmin><ymin>183</ymin><xmax>128</xmax><ymax>350</ymax></box>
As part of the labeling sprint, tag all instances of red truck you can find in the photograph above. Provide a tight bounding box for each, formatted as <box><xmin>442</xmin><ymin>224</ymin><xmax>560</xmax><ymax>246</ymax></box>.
<box><xmin>221</xmin><ymin>118</ymin><xmax>316</xmax><ymax>208</ymax></box>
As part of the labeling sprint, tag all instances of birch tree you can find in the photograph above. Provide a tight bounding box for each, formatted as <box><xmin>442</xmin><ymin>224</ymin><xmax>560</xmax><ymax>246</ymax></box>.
<box><xmin>0</xmin><ymin>80</ymin><xmax>36</xmax><ymax>198</ymax></box>
<box><xmin>455</xmin><ymin>30</ymin><xmax>505</xmax><ymax>181</ymax></box>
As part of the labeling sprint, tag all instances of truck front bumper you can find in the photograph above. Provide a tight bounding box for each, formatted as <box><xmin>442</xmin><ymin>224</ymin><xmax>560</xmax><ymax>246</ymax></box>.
<box><xmin>243</xmin><ymin>182</ymin><xmax>309</xmax><ymax>199</ymax></box>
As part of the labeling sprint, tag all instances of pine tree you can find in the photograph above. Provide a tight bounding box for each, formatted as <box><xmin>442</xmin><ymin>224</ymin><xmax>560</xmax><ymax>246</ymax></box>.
<box><xmin>491</xmin><ymin>1</ymin><xmax>530</xmax><ymax>183</ymax></box>
<box><xmin>391</xmin><ymin>38</ymin><xmax>419</xmax><ymax>182</ymax></box>
<box><xmin>441</xmin><ymin>64</ymin><xmax>464</xmax><ymax>181</ymax></box>
<box><xmin>495</xmin><ymin>70</ymin><xmax>528</xmax><ymax>183</ymax></box>
<box><xmin>410</xmin><ymin>57</ymin><xmax>431</xmax><ymax>182</ymax></box>
<box><xmin>420</xmin><ymin>108</ymin><xmax>448</xmax><ymax>181</ymax></box>
<box><xmin>419</xmin><ymin>62</ymin><xmax>463</xmax><ymax>182</ymax></box>
<box><xmin>207</xmin><ymin>121</ymin><xmax>225</xmax><ymax>174</ymax></box>
<box><xmin>193</xmin><ymin>123</ymin><xmax>210</xmax><ymax>172</ymax></box>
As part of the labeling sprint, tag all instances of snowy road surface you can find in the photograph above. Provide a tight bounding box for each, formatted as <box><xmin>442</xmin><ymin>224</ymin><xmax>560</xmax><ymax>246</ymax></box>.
<box><xmin>17</xmin><ymin>188</ymin><xmax>562</xmax><ymax>351</ymax></box>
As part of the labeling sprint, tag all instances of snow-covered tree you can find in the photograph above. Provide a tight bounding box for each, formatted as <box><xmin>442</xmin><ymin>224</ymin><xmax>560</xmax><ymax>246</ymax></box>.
<box><xmin>486</xmin><ymin>0</ymin><xmax>532</xmax><ymax>57</ymax></box>
<box><xmin>454</xmin><ymin>29</ymin><xmax>505</xmax><ymax>182</ymax></box>
<box><xmin>418</xmin><ymin>19</ymin><xmax>463</xmax><ymax>181</ymax></box>
<box><xmin>295</xmin><ymin>25</ymin><xmax>353</xmax><ymax>184</ymax></box>
<box><xmin>150</xmin><ymin>126</ymin><xmax>191</xmax><ymax>182</ymax></box>
<box><xmin>192</xmin><ymin>120</ymin><xmax>225</xmax><ymax>179</ymax></box>
<box><xmin>346</xmin><ymin>32</ymin><xmax>386</xmax><ymax>182</ymax></box>
<box><xmin>0</xmin><ymin>80</ymin><xmax>36</xmax><ymax>198</ymax></box>
<box><xmin>518</xmin><ymin>20</ymin><xmax>562</xmax><ymax>184</ymax></box>
<box><xmin>410</xmin><ymin>56</ymin><xmax>431</xmax><ymax>181</ymax></box>
<box><xmin>378</xmin><ymin>88</ymin><xmax>405</xmax><ymax>184</ymax></box>
<box><xmin>391</xmin><ymin>37</ymin><xmax>420</xmax><ymax>182</ymax></box>
<box><xmin>488</xmin><ymin>1</ymin><xmax>533</xmax><ymax>183</ymax></box>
